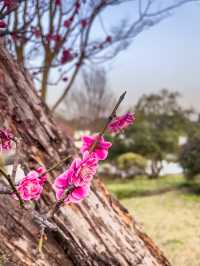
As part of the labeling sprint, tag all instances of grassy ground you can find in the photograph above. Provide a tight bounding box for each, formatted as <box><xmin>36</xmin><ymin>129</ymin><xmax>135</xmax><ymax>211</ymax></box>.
<box><xmin>106</xmin><ymin>175</ymin><xmax>200</xmax><ymax>266</ymax></box>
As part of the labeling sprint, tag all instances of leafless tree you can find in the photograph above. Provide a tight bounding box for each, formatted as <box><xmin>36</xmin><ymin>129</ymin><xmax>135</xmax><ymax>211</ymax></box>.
<box><xmin>64</xmin><ymin>67</ymin><xmax>116</xmax><ymax>123</ymax></box>
<box><xmin>1</xmin><ymin>0</ymin><xmax>199</xmax><ymax>111</ymax></box>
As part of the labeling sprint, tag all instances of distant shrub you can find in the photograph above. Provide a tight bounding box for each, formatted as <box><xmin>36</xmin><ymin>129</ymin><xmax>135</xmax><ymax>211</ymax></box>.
<box><xmin>117</xmin><ymin>152</ymin><xmax>147</xmax><ymax>170</ymax></box>
<box><xmin>114</xmin><ymin>152</ymin><xmax>147</xmax><ymax>178</ymax></box>
<box><xmin>98</xmin><ymin>153</ymin><xmax>148</xmax><ymax>179</ymax></box>
<box><xmin>179</xmin><ymin>137</ymin><xmax>200</xmax><ymax>179</ymax></box>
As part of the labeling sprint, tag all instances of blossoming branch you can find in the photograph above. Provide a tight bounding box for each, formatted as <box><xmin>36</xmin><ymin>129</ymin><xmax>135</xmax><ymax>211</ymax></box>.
<box><xmin>0</xmin><ymin>92</ymin><xmax>135</xmax><ymax>209</ymax></box>
<box><xmin>0</xmin><ymin>91</ymin><xmax>135</xmax><ymax>251</ymax></box>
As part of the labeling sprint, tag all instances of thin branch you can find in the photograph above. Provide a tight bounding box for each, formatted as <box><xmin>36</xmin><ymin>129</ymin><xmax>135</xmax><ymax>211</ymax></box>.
<box><xmin>47</xmin><ymin>184</ymin><xmax>74</xmax><ymax>218</ymax></box>
<box><xmin>144</xmin><ymin>0</ymin><xmax>199</xmax><ymax>17</ymax></box>
<box><xmin>32</xmin><ymin>209</ymin><xmax>57</xmax><ymax>231</ymax></box>
<box><xmin>11</xmin><ymin>138</ymin><xmax>22</xmax><ymax>180</ymax></box>
<box><xmin>51</xmin><ymin>60</ymin><xmax>82</xmax><ymax>112</ymax></box>
<box><xmin>0</xmin><ymin>167</ymin><xmax>24</xmax><ymax>207</ymax></box>
<box><xmin>89</xmin><ymin>91</ymin><xmax>126</xmax><ymax>152</ymax></box>
<box><xmin>38</xmin><ymin>226</ymin><xmax>45</xmax><ymax>253</ymax></box>
<box><xmin>0</xmin><ymin>183</ymin><xmax>12</xmax><ymax>194</ymax></box>
<box><xmin>51</xmin><ymin>1</ymin><xmax>106</xmax><ymax>112</ymax></box>
<box><xmin>49</xmin><ymin>91</ymin><xmax>127</xmax><ymax>217</ymax></box>
<box><xmin>37</xmin><ymin>154</ymin><xmax>72</xmax><ymax>180</ymax></box>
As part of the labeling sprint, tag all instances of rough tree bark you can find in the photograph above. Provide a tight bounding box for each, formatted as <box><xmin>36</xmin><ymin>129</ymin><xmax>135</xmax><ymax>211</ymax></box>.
<box><xmin>0</xmin><ymin>43</ymin><xmax>170</xmax><ymax>266</ymax></box>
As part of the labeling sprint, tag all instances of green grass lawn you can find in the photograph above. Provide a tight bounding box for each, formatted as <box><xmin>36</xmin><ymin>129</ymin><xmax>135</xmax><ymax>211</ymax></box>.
<box><xmin>106</xmin><ymin>175</ymin><xmax>200</xmax><ymax>266</ymax></box>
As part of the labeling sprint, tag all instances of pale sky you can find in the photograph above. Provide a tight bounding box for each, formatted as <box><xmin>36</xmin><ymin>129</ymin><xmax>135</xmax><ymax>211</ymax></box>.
<box><xmin>48</xmin><ymin>1</ymin><xmax>200</xmax><ymax>113</ymax></box>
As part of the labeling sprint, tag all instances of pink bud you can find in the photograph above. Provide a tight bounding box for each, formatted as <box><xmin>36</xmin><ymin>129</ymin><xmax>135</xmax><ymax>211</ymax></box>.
<box><xmin>106</xmin><ymin>36</ymin><xmax>112</xmax><ymax>43</ymax></box>
<box><xmin>0</xmin><ymin>20</ymin><xmax>7</xmax><ymax>28</ymax></box>
<box><xmin>62</xmin><ymin>77</ymin><xmax>68</xmax><ymax>82</ymax></box>
<box><xmin>80</xmin><ymin>19</ymin><xmax>88</xmax><ymax>28</ymax></box>
<box><xmin>54</xmin><ymin>34</ymin><xmax>62</xmax><ymax>42</ymax></box>
<box><xmin>46</xmin><ymin>33</ymin><xmax>62</xmax><ymax>42</ymax></box>
<box><xmin>32</xmin><ymin>27</ymin><xmax>41</xmax><ymax>38</ymax></box>
<box><xmin>70</xmin><ymin>15</ymin><xmax>74</xmax><ymax>22</ymax></box>
<box><xmin>11</xmin><ymin>32</ymin><xmax>18</xmax><ymax>40</ymax></box>
<box><xmin>55</xmin><ymin>0</ymin><xmax>61</xmax><ymax>5</ymax></box>
<box><xmin>3</xmin><ymin>0</ymin><xmax>14</xmax><ymax>9</ymax></box>
<box><xmin>61</xmin><ymin>49</ymin><xmax>74</xmax><ymax>64</ymax></box>
<box><xmin>64</xmin><ymin>19</ymin><xmax>71</xmax><ymax>28</ymax></box>
<box><xmin>75</xmin><ymin>1</ymin><xmax>80</xmax><ymax>10</ymax></box>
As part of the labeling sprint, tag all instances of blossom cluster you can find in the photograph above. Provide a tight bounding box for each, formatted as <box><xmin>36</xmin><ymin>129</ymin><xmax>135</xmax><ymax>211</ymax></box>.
<box><xmin>53</xmin><ymin>135</ymin><xmax>112</xmax><ymax>203</ymax></box>
<box><xmin>108</xmin><ymin>112</ymin><xmax>136</xmax><ymax>133</ymax></box>
<box><xmin>0</xmin><ymin>111</ymin><xmax>135</xmax><ymax>204</ymax></box>
<box><xmin>52</xmin><ymin>112</ymin><xmax>135</xmax><ymax>203</ymax></box>
<box><xmin>14</xmin><ymin>167</ymin><xmax>48</xmax><ymax>201</ymax></box>
<box><xmin>0</xmin><ymin>0</ymin><xmax>15</xmax><ymax>27</ymax></box>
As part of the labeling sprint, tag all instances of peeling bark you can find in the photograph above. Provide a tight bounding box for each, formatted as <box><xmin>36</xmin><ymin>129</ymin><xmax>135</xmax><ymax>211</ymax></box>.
<box><xmin>0</xmin><ymin>43</ymin><xmax>170</xmax><ymax>266</ymax></box>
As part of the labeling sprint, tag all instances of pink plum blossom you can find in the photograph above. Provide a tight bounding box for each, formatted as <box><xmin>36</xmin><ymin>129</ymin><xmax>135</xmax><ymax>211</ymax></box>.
<box><xmin>46</xmin><ymin>33</ymin><xmax>62</xmax><ymax>43</ymax></box>
<box><xmin>55</xmin><ymin>0</ymin><xmax>61</xmax><ymax>5</ymax></box>
<box><xmin>108</xmin><ymin>112</ymin><xmax>135</xmax><ymax>133</ymax></box>
<box><xmin>64</xmin><ymin>19</ymin><xmax>71</xmax><ymax>28</ymax></box>
<box><xmin>80</xmin><ymin>19</ymin><xmax>88</xmax><ymax>28</ymax></box>
<box><xmin>15</xmin><ymin>167</ymin><xmax>47</xmax><ymax>201</ymax></box>
<box><xmin>3</xmin><ymin>0</ymin><xmax>14</xmax><ymax>9</ymax></box>
<box><xmin>53</xmin><ymin>152</ymin><xmax>97</xmax><ymax>203</ymax></box>
<box><xmin>69</xmin><ymin>152</ymin><xmax>98</xmax><ymax>186</ymax></box>
<box><xmin>53</xmin><ymin>169</ymin><xmax>90</xmax><ymax>204</ymax></box>
<box><xmin>31</xmin><ymin>27</ymin><xmax>41</xmax><ymax>38</ymax></box>
<box><xmin>80</xmin><ymin>135</ymin><xmax>112</xmax><ymax>160</ymax></box>
<box><xmin>62</xmin><ymin>77</ymin><xmax>68</xmax><ymax>82</ymax></box>
<box><xmin>0</xmin><ymin>128</ymin><xmax>13</xmax><ymax>151</ymax></box>
<box><xmin>0</xmin><ymin>20</ymin><xmax>7</xmax><ymax>28</ymax></box>
<box><xmin>61</xmin><ymin>49</ymin><xmax>74</xmax><ymax>64</ymax></box>
<box><xmin>105</xmin><ymin>36</ymin><xmax>112</xmax><ymax>43</ymax></box>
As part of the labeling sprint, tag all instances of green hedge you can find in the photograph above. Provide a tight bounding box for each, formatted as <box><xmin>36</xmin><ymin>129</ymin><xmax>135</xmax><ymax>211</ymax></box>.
<box><xmin>116</xmin><ymin>152</ymin><xmax>147</xmax><ymax>170</ymax></box>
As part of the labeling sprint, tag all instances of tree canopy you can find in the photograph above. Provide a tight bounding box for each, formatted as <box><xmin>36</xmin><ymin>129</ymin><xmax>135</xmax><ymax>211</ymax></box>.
<box><xmin>109</xmin><ymin>89</ymin><xmax>196</xmax><ymax>177</ymax></box>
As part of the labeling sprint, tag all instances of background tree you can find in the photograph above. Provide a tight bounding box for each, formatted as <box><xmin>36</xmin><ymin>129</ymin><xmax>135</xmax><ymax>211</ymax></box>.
<box><xmin>179</xmin><ymin>136</ymin><xmax>200</xmax><ymax>179</ymax></box>
<box><xmin>108</xmin><ymin>89</ymin><xmax>193</xmax><ymax>178</ymax></box>
<box><xmin>0</xmin><ymin>43</ymin><xmax>170</xmax><ymax>265</ymax></box>
<box><xmin>132</xmin><ymin>89</ymin><xmax>194</xmax><ymax>177</ymax></box>
<box><xmin>64</xmin><ymin>66</ymin><xmax>115</xmax><ymax>128</ymax></box>
<box><xmin>1</xmin><ymin>0</ymin><xmax>199</xmax><ymax>110</ymax></box>
<box><xmin>179</xmin><ymin>108</ymin><xmax>200</xmax><ymax>181</ymax></box>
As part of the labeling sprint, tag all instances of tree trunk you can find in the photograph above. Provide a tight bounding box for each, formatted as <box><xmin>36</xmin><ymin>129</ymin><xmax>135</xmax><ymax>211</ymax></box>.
<box><xmin>149</xmin><ymin>160</ymin><xmax>163</xmax><ymax>179</ymax></box>
<box><xmin>0</xmin><ymin>43</ymin><xmax>170</xmax><ymax>266</ymax></box>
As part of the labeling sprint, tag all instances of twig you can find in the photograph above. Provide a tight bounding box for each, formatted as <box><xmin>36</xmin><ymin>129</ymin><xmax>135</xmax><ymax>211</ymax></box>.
<box><xmin>89</xmin><ymin>91</ymin><xmax>127</xmax><ymax>152</ymax></box>
<box><xmin>100</xmin><ymin>90</ymin><xmax>126</xmax><ymax>135</ymax></box>
<box><xmin>32</xmin><ymin>209</ymin><xmax>57</xmax><ymax>231</ymax></box>
<box><xmin>48</xmin><ymin>91</ymin><xmax>127</xmax><ymax>217</ymax></box>
<box><xmin>11</xmin><ymin>138</ymin><xmax>22</xmax><ymax>180</ymax></box>
<box><xmin>0</xmin><ymin>168</ymin><xmax>24</xmax><ymax>208</ymax></box>
<box><xmin>47</xmin><ymin>184</ymin><xmax>75</xmax><ymax>218</ymax></box>
<box><xmin>38</xmin><ymin>227</ymin><xmax>45</xmax><ymax>253</ymax></box>
<box><xmin>0</xmin><ymin>184</ymin><xmax>12</xmax><ymax>194</ymax></box>
<box><xmin>37</xmin><ymin>155</ymin><xmax>72</xmax><ymax>179</ymax></box>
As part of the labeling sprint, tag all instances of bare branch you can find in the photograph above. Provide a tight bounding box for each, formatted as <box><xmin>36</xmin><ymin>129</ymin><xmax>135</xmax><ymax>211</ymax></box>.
<box><xmin>48</xmin><ymin>90</ymin><xmax>127</xmax><ymax>217</ymax></box>
<box><xmin>0</xmin><ymin>183</ymin><xmax>12</xmax><ymax>194</ymax></box>
<box><xmin>0</xmin><ymin>167</ymin><xmax>24</xmax><ymax>207</ymax></box>
<box><xmin>3</xmin><ymin>0</ymin><xmax>199</xmax><ymax>108</ymax></box>
<box><xmin>11</xmin><ymin>137</ymin><xmax>22</xmax><ymax>180</ymax></box>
